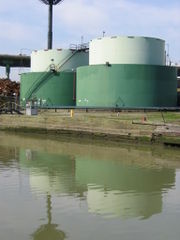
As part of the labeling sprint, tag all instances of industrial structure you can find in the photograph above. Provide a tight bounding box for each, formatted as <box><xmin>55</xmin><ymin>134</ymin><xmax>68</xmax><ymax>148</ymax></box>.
<box><xmin>0</xmin><ymin>54</ymin><xmax>30</xmax><ymax>79</ymax></box>
<box><xmin>19</xmin><ymin>1</ymin><xmax>178</xmax><ymax>108</ymax></box>
<box><xmin>0</xmin><ymin>1</ymin><xmax>178</xmax><ymax>109</ymax></box>
<box><xmin>20</xmin><ymin>0</ymin><xmax>91</xmax><ymax>107</ymax></box>
<box><xmin>76</xmin><ymin>36</ymin><xmax>177</xmax><ymax>108</ymax></box>
<box><xmin>39</xmin><ymin>0</ymin><xmax>64</xmax><ymax>49</ymax></box>
<box><xmin>19</xmin><ymin>35</ymin><xmax>178</xmax><ymax>108</ymax></box>
<box><xmin>20</xmin><ymin>46</ymin><xmax>89</xmax><ymax>107</ymax></box>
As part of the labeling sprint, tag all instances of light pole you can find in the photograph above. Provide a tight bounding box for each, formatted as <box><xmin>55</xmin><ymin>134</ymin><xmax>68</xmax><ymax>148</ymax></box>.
<box><xmin>39</xmin><ymin>0</ymin><xmax>64</xmax><ymax>49</ymax></box>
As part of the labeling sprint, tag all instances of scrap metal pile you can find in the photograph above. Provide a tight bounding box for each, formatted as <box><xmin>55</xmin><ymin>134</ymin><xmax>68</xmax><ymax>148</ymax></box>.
<box><xmin>0</xmin><ymin>78</ymin><xmax>22</xmax><ymax>114</ymax></box>
<box><xmin>0</xmin><ymin>78</ymin><xmax>20</xmax><ymax>97</ymax></box>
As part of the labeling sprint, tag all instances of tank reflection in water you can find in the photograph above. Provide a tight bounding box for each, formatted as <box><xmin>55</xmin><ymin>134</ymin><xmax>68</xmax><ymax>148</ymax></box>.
<box><xmin>20</xmin><ymin>142</ymin><xmax>175</xmax><ymax>218</ymax></box>
<box><xmin>76</xmin><ymin>157</ymin><xmax>174</xmax><ymax>219</ymax></box>
<box><xmin>0</xmin><ymin>132</ymin><xmax>180</xmax><ymax>240</ymax></box>
<box><xmin>20</xmin><ymin>148</ymin><xmax>175</xmax><ymax>219</ymax></box>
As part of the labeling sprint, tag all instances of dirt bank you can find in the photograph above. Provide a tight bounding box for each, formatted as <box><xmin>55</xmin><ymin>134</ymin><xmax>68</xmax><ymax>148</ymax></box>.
<box><xmin>0</xmin><ymin>110</ymin><xmax>180</xmax><ymax>145</ymax></box>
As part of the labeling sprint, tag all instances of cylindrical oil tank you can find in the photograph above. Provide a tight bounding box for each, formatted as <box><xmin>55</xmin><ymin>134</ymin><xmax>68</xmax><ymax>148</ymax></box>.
<box><xmin>76</xmin><ymin>64</ymin><xmax>177</xmax><ymax>108</ymax></box>
<box><xmin>21</xmin><ymin>48</ymin><xmax>89</xmax><ymax>106</ymax></box>
<box><xmin>90</xmin><ymin>36</ymin><xmax>165</xmax><ymax>66</ymax></box>
<box><xmin>21</xmin><ymin>71</ymin><xmax>76</xmax><ymax>107</ymax></box>
<box><xmin>31</xmin><ymin>49</ymin><xmax>89</xmax><ymax>72</ymax></box>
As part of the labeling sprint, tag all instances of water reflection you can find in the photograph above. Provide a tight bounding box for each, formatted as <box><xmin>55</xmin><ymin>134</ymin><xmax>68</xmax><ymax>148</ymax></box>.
<box><xmin>1</xmin><ymin>132</ymin><xmax>180</xmax><ymax>240</ymax></box>
<box><xmin>18</xmin><ymin>145</ymin><xmax>175</xmax><ymax>220</ymax></box>
<box><xmin>0</xmin><ymin>145</ymin><xmax>19</xmax><ymax>169</ymax></box>
<box><xmin>32</xmin><ymin>194</ymin><xmax>66</xmax><ymax>240</ymax></box>
<box><xmin>76</xmin><ymin>156</ymin><xmax>174</xmax><ymax>219</ymax></box>
<box><xmin>20</xmin><ymin>150</ymin><xmax>86</xmax><ymax>196</ymax></box>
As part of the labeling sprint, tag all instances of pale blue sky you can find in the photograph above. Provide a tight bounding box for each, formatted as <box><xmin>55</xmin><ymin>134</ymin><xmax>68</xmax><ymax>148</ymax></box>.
<box><xmin>0</xmin><ymin>0</ymin><xmax>180</xmax><ymax>79</ymax></box>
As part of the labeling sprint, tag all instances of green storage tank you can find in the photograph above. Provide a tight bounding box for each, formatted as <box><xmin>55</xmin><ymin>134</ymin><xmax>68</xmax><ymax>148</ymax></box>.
<box><xmin>76</xmin><ymin>64</ymin><xmax>177</xmax><ymax>108</ymax></box>
<box><xmin>21</xmin><ymin>71</ymin><xmax>76</xmax><ymax>107</ymax></box>
<box><xmin>20</xmin><ymin>48</ymin><xmax>89</xmax><ymax>107</ymax></box>
<box><xmin>76</xmin><ymin>36</ymin><xmax>177</xmax><ymax>108</ymax></box>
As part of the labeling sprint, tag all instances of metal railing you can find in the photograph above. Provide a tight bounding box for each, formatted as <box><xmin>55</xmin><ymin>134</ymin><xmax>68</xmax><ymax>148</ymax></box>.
<box><xmin>69</xmin><ymin>43</ymin><xmax>89</xmax><ymax>51</ymax></box>
<box><xmin>56</xmin><ymin>50</ymin><xmax>78</xmax><ymax>71</ymax></box>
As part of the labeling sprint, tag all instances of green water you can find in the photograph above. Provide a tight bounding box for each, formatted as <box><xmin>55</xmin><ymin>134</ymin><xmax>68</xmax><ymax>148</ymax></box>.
<box><xmin>0</xmin><ymin>132</ymin><xmax>180</xmax><ymax>240</ymax></box>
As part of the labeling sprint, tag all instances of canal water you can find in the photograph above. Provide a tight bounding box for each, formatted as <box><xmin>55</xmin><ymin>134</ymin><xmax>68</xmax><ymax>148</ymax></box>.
<box><xmin>0</xmin><ymin>132</ymin><xmax>180</xmax><ymax>240</ymax></box>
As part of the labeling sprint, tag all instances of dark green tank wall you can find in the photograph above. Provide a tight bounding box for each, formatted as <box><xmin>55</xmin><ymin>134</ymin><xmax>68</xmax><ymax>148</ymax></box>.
<box><xmin>20</xmin><ymin>72</ymin><xmax>75</xmax><ymax>107</ymax></box>
<box><xmin>76</xmin><ymin>64</ymin><xmax>177</xmax><ymax>108</ymax></box>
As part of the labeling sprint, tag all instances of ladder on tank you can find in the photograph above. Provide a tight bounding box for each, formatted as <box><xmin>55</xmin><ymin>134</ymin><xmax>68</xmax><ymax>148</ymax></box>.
<box><xmin>24</xmin><ymin>65</ymin><xmax>54</xmax><ymax>101</ymax></box>
<box><xmin>24</xmin><ymin>50</ymin><xmax>80</xmax><ymax>101</ymax></box>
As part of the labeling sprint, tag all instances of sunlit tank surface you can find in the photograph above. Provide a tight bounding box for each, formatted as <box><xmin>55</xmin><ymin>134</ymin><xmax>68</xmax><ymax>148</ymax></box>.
<box><xmin>77</xmin><ymin>36</ymin><xmax>177</xmax><ymax>108</ymax></box>
<box><xmin>90</xmin><ymin>36</ymin><xmax>165</xmax><ymax>66</ymax></box>
<box><xmin>31</xmin><ymin>49</ymin><xmax>89</xmax><ymax>72</ymax></box>
<box><xmin>77</xmin><ymin>64</ymin><xmax>177</xmax><ymax>107</ymax></box>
